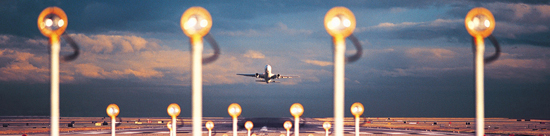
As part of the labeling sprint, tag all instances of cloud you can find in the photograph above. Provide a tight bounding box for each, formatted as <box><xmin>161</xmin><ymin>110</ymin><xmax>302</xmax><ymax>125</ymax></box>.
<box><xmin>355</xmin><ymin>19</ymin><xmax>465</xmax><ymax>40</ymax></box>
<box><xmin>69</xmin><ymin>34</ymin><xmax>160</xmax><ymax>54</ymax></box>
<box><xmin>302</xmin><ymin>59</ymin><xmax>332</xmax><ymax>66</ymax></box>
<box><xmin>216</xmin><ymin>22</ymin><xmax>312</xmax><ymax>37</ymax></box>
<box><xmin>405</xmin><ymin>48</ymin><xmax>458</xmax><ymax>60</ymax></box>
<box><xmin>243</xmin><ymin>50</ymin><xmax>265</xmax><ymax>59</ymax></box>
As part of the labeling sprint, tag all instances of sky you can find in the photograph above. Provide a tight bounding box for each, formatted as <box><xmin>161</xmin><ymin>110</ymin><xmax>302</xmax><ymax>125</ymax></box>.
<box><xmin>0</xmin><ymin>0</ymin><xmax>549</xmax><ymax>119</ymax></box>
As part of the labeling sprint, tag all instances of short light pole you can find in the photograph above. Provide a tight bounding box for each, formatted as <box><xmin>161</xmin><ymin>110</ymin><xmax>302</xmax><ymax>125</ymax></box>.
<box><xmin>283</xmin><ymin>121</ymin><xmax>292</xmax><ymax>136</ymax></box>
<box><xmin>167</xmin><ymin>103</ymin><xmax>181</xmax><ymax>136</ymax></box>
<box><xmin>206</xmin><ymin>121</ymin><xmax>214</xmax><ymax>136</ymax></box>
<box><xmin>324</xmin><ymin>7</ymin><xmax>356</xmax><ymax>136</ymax></box>
<box><xmin>465</xmin><ymin>7</ymin><xmax>496</xmax><ymax>136</ymax></box>
<box><xmin>323</xmin><ymin>122</ymin><xmax>331</xmax><ymax>136</ymax></box>
<box><xmin>350</xmin><ymin>102</ymin><xmax>364</xmax><ymax>136</ymax></box>
<box><xmin>245</xmin><ymin>121</ymin><xmax>254</xmax><ymax>136</ymax></box>
<box><xmin>290</xmin><ymin>103</ymin><xmax>304</xmax><ymax>136</ymax></box>
<box><xmin>37</xmin><ymin>7</ymin><xmax>68</xmax><ymax>136</ymax></box>
<box><xmin>106</xmin><ymin>104</ymin><xmax>120</xmax><ymax>136</ymax></box>
<box><xmin>228</xmin><ymin>103</ymin><xmax>242</xmax><ymax>136</ymax></box>
<box><xmin>167</xmin><ymin>121</ymin><xmax>173</xmax><ymax>136</ymax></box>
<box><xmin>180</xmin><ymin>7</ymin><xmax>212</xmax><ymax>136</ymax></box>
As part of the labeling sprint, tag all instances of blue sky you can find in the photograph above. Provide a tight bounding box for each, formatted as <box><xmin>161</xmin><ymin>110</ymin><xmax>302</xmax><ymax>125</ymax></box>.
<box><xmin>0</xmin><ymin>0</ymin><xmax>549</xmax><ymax>119</ymax></box>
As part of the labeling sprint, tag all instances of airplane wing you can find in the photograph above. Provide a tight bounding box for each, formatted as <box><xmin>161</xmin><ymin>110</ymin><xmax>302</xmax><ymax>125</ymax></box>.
<box><xmin>237</xmin><ymin>73</ymin><xmax>265</xmax><ymax>78</ymax></box>
<box><xmin>277</xmin><ymin>75</ymin><xmax>299</xmax><ymax>79</ymax></box>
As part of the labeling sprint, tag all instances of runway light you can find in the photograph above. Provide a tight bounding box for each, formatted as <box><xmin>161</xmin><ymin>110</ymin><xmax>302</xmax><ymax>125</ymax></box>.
<box><xmin>228</xmin><ymin>103</ymin><xmax>242</xmax><ymax>136</ymax></box>
<box><xmin>324</xmin><ymin>7</ymin><xmax>356</xmax><ymax>39</ymax></box>
<box><xmin>465</xmin><ymin>7</ymin><xmax>495</xmax><ymax>38</ymax></box>
<box><xmin>38</xmin><ymin>7</ymin><xmax>68</xmax><ymax>38</ymax></box>
<box><xmin>245</xmin><ymin>121</ymin><xmax>254</xmax><ymax>136</ymax></box>
<box><xmin>351</xmin><ymin>102</ymin><xmax>364</xmax><ymax>136</ymax></box>
<box><xmin>167</xmin><ymin>103</ymin><xmax>180</xmax><ymax>136</ymax></box>
<box><xmin>206</xmin><ymin>121</ymin><xmax>214</xmax><ymax>136</ymax></box>
<box><xmin>284</xmin><ymin>121</ymin><xmax>292</xmax><ymax>136</ymax></box>
<box><xmin>106</xmin><ymin>104</ymin><xmax>119</xmax><ymax>136</ymax></box>
<box><xmin>290</xmin><ymin>103</ymin><xmax>303</xmax><ymax>136</ymax></box>
<box><xmin>323</xmin><ymin>121</ymin><xmax>331</xmax><ymax>136</ymax></box>
<box><xmin>181</xmin><ymin>7</ymin><xmax>212</xmax><ymax>38</ymax></box>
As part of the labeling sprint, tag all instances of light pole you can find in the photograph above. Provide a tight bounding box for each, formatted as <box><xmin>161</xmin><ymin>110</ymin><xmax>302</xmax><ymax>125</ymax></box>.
<box><xmin>465</xmin><ymin>7</ymin><xmax>496</xmax><ymax>136</ymax></box>
<box><xmin>290</xmin><ymin>103</ymin><xmax>304</xmax><ymax>136</ymax></box>
<box><xmin>167</xmin><ymin>121</ymin><xmax>172</xmax><ymax>136</ymax></box>
<box><xmin>350</xmin><ymin>102</ymin><xmax>364</xmax><ymax>136</ymax></box>
<box><xmin>245</xmin><ymin>121</ymin><xmax>254</xmax><ymax>136</ymax></box>
<box><xmin>283</xmin><ymin>121</ymin><xmax>292</xmax><ymax>136</ymax></box>
<box><xmin>228</xmin><ymin>103</ymin><xmax>242</xmax><ymax>136</ymax></box>
<box><xmin>323</xmin><ymin>122</ymin><xmax>331</xmax><ymax>136</ymax></box>
<box><xmin>37</xmin><ymin>7</ymin><xmax>67</xmax><ymax>136</ymax></box>
<box><xmin>180</xmin><ymin>7</ymin><xmax>213</xmax><ymax>136</ymax></box>
<box><xmin>167</xmin><ymin>103</ymin><xmax>181</xmax><ymax>136</ymax></box>
<box><xmin>106</xmin><ymin>104</ymin><xmax>120</xmax><ymax>136</ymax></box>
<box><xmin>324</xmin><ymin>7</ymin><xmax>356</xmax><ymax>136</ymax></box>
<box><xmin>206</xmin><ymin>121</ymin><xmax>214</xmax><ymax>136</ymax></box>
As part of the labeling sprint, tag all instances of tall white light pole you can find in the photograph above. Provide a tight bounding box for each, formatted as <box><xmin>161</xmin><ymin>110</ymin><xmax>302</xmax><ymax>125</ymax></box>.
<box><xmin>167</xmin><ymin>103</ymin><xmax>181</xmax><ymax>136</ymax></box>
<box><xmin>180</xmin><ymin>7</ymin><xmax>212</xmax><ymax>136</ymax></box>
<box><xmin>106</xmin><ymin>104</ymin><xmax>120</xmax><ymax>136</ymax></box>
<box><xmin>324</xmin><ymin>7</ymin><xmax>356</xmax><ymax>136</ymax></box>
<box><xmin>465</xmin><ymin>7</ymin><xmax>496</xmax><ymax>136</ymax></box>
<box><xmin>228</xmin><ymin>103</ymin><xmax>242</xmax><ymax>136</ymax></box>
<box><xmin>245</xmin><ymin>121</ymin><xmax>254</xmax><ymax>136</ymax></box>
<box><xmin>37</xmin><ymin>7</ymin><xmax>68</xmax><ymax>136</ymax></box>
<box><xmin>290</xmin><ymin>103</ymin><xmax>304</xmax><ymax>136</ymax></box>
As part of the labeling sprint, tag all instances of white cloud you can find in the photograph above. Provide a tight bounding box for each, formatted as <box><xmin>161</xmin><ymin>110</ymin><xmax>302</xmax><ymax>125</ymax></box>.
<box><xmin>302</xmin><ymin>59</ymin><xmax>332</xmax><ymax>66</ymax></box>
<box><xmin>243</xmin><ymin>50</ymin><xmax>265</xmax><ymax>59</ymax></box>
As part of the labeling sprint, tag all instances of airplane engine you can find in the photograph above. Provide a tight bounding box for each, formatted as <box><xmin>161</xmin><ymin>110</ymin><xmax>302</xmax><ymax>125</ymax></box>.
<box><xmin>277</xmin><ymin>74</ymin><xmax>281</xmax><ymax>78</ymax></box>
<box><xmin>255</xmin><ymin>73</ymin><xmax>259</xmax><ymax>78</ymax></box>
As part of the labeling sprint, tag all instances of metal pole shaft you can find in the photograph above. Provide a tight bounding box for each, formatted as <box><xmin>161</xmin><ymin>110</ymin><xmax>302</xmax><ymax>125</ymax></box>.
<box><xmin>295</xmin><ymin>117</ymin><xmax>300</xmax><ymax>136</ymax></box>
<box><xmin>111</xmin><ymin>117</ymin><xmax>116</xmax><ymax>136</ymax></box>
<box><xmin>287</xmin><ymin>130</ymin><xmax>290</xmax><ymax>136</ymax></box>
<box><xmin>355</xmin><ymin>117</ymin><xmax>359</xmax><ymax>136</ymax></box>
<box><xmin>248</xmin><ymin>130</ymin><xmax>251</xmax><ymax>136</ymax></box>
<box><xmin>192</xmin><ymin>36</ymin><xmax>203</xmax><ymax>136</ymax></box>
<box><xmin>333</xmin><ymin>37</ymin><xmax>345</xmax><ymax>136</ymax></box>
<box><xmin>474</xmin><ymin>36</ymin><xmax>485</xmax><ymax>136</ymax></box>
<box><xmin>173</xmin><ymin>117</ymin><xmax>177</xmax><ymax>136</ymax></box>
<box><xmin>50</xmin><ymin>35</ymin><xmax>60</xmax><ymax>136</ymax></box>
<box><xmin>233</xmin><ymin>117</ymin><xmax>238</xmax><ymax>136</ymax></box>
<box><xmin>209</xmin><ymin>130</ymin><xmax>212</xmax><ymax>136</ymax></box>
<box><xmin>325</xmin><ymin>130</ymin><xmax>329</xmax><ymax>136</ymax></box>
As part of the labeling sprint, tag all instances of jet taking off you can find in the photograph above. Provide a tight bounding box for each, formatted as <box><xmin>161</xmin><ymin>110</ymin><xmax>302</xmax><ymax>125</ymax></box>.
<box><xmin>237</xmin><ymin>65</ymin><xmax>298</xmax><ymax>83</ymax></box>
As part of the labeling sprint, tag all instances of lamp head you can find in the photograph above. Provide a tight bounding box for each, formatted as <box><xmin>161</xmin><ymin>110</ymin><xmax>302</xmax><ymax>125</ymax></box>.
<box><xmin>350</xmin><ymin>102</ymin><xmax>364</xmax><ymax>117</ymax></box>
<box><xmin>283</xmin><ymin>121</ymin><xmax>292</xmax><ymax>130</ymax></box>
<box><xmin>106</xmin><ymin>104</ymin><xmax>120</xmax><ymax>118</ymax></box>
<box><xmin>167</xmin><ymin>103</ymin><xmax>181</xmax><ymax>117</ymax></box>
<box><xmin>181</xmin><ymin>7</ymin><xmax>212</xmax><ymax>38</ymax></box>
<box><xmin>290</xmin><ymin>103</ymin><xmax>304</xmax><ymax>117</ymax></box>
<box><xmin>323</xmin><ymin>121</ymin><xmax>331</xmax><ymax>130</ymax></box>
<box><xmin>38</xmin><ymin>7</ymin><xmax>68</xmax><ymax>38</ymax></box>
<box><xmin>245</xmin><ymin>121</ymin><xmax>254</xmax><ymax>130</ymax></box>
<box><xmin>228</xmin><ymin>103</ymin><xmax>242</xmax><ymax>118</ymax></box>
<box><xmin>206</xmin><ymin>120</ymin><xmax>214</xmax><ymax>130</ymax></box>
<box><xmin>465</xmin><ymin>7</ymin><xmax>495</xmax><ymax>38</ymax></box>
<box><xmin>324</xmin><ymin>7</ymin><xmax>356</xmax><ymax>38</ymax></box>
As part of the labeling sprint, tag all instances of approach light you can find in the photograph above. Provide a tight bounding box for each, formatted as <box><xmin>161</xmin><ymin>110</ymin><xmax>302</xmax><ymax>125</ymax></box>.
<box><xmin>106</xmin><ymin>104</ymin><xmax>120</xmax><ymax>118</ymax></box>
<box><xmin>181</xmin><ymin>7</ymin><xmax>212</xmax><ymax>38</ymax></box>
<box><xmin>465</xmin><ymin>7</ymin><xmax>495</xmax><ymax>38</ymax></box>
<box><xmin>350</xmin><ymin>102</ymin><xmax>364</xmax><ymax>117</ymax></box>
<box><xmin>324</xmin><ymin>7</ymin><xmax>356</xmax><ymax>39</ymax></box>
<box><xmin>228</xmin><ymin>103</ymin><xmax>242</xmax><ymax>118</ymax></box>
<box><xmin>290</xmin><ymin>103</ymin><xmax>304</xmax><ymax>136</ymax></box>
<box><xmin>167</xmin><ymin>103</ymin><xmax>181</xmax><ymax>117</ymax></box>
<box><xmin>206</xmin><ymin>121</ymin><xmax>214</xmax><ymax>136</ymax></box>
<box><xmin>106</xmin><ymin>104</ymin><xmax>119</xmax><ymax>136</ymax></box>
<box><xmin>38</xmin><ymin>7</ymin><xmax>68</xmax><ymax>38</ymax></box>
<box><xmin>245</xmin><ymin>121</ymin><xmax>254</xmax><ymax>136</ymax></box>
<box><xmin>283</xmin><ymin>121</ymin><xmax>292</xmax><ymax>136</ymax></box>
<box><xmin>323</xmin><ymin>121</ymin><xmax>331</xmax><ymax>136</ymax></box>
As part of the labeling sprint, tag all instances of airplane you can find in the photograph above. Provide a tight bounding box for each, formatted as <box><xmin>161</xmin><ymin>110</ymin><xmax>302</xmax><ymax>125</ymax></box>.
<box><xmin>237</xmin><ymin>65</ymin><xmax>298</xmax><ymax>83</ymax></box>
